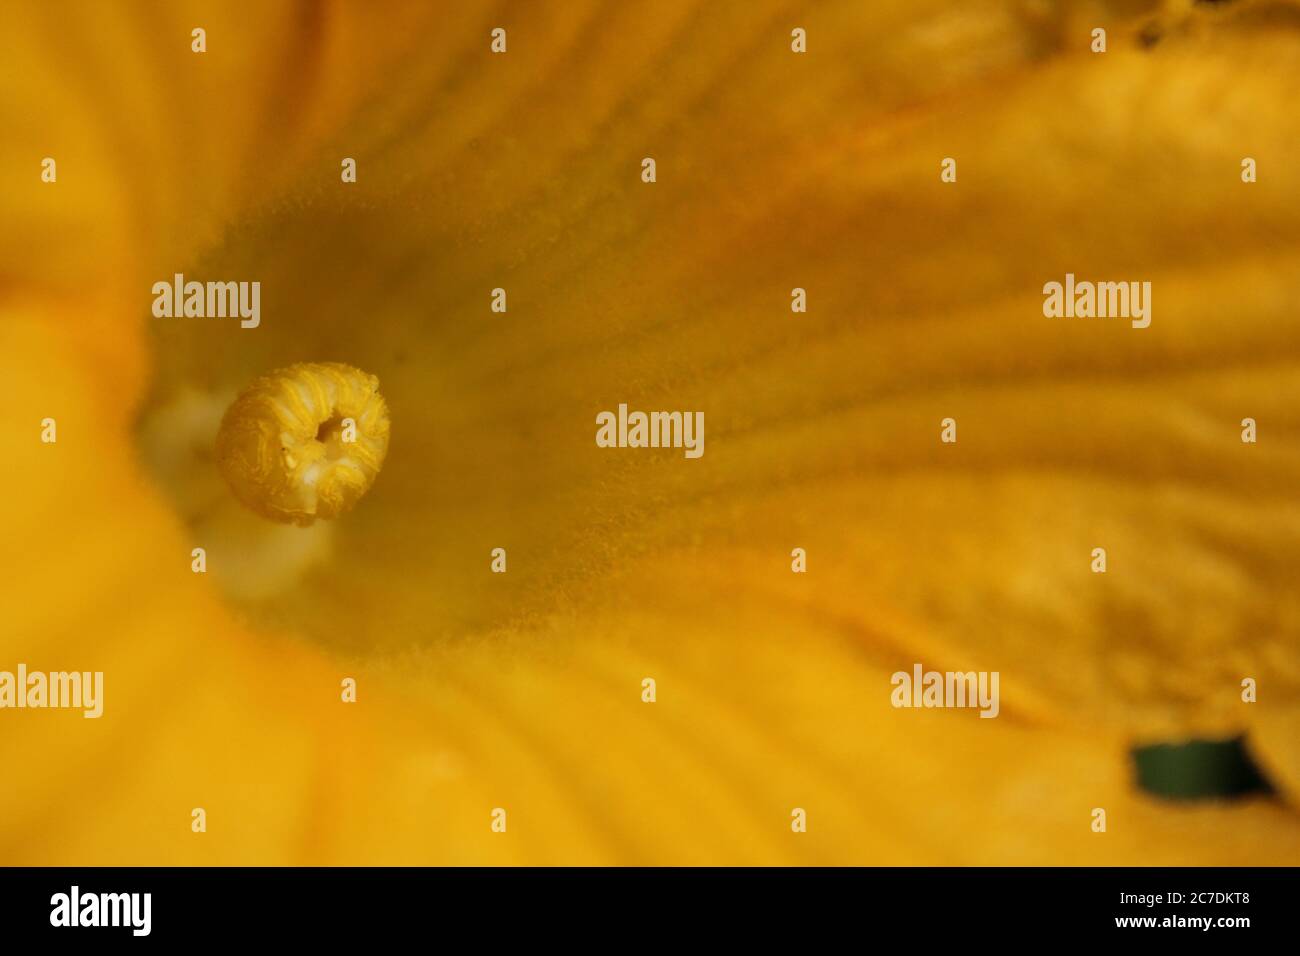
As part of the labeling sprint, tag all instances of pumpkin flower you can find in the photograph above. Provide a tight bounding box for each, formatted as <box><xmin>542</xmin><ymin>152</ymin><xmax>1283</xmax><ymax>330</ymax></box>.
<box><xmin>1</xmin><ymin>0</ymin><xmax>1297</xmax><ymax>865</ymax></box>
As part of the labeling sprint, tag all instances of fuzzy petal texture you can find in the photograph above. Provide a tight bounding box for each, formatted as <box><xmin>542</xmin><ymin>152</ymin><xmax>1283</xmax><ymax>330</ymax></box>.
<box><xmin>1</xmin><ymin>0</ymin><xmax>1297</xmax><ymax>864</ymax></box>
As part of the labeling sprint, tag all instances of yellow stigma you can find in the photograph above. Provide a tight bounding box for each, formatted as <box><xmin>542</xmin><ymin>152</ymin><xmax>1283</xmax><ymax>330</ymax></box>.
<box><xmin>216</xmin><ymin>362</ymin><xmax>391</xmax><ymax>526</ymax></box>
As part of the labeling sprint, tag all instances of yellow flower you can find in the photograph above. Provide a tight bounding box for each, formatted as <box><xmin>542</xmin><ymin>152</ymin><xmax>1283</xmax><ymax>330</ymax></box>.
<box><xmin>1</xmin><ymin>0</ymin><xmax>1297</xmax><ymax>864</ymax></box>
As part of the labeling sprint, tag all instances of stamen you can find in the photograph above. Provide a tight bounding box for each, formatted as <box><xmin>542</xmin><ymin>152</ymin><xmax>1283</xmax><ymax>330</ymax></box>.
<box><xmin>216</xmin><ymin>362</ymin><xmax>391</xmax><ymax>526</ymax></box>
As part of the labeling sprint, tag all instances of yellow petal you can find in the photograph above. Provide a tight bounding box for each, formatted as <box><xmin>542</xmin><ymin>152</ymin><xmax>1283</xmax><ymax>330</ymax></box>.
<box><xmin>2</xmin><ymin>0</ymin><xmax>1297</xmax><ymax>864</ymax></box>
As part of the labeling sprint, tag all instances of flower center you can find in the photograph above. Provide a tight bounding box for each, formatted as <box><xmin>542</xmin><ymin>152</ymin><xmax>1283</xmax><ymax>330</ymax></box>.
<box><xmin>216</xmin><ymin>362</ymin><xmax>392</xmax><ymax>526</ymax></box>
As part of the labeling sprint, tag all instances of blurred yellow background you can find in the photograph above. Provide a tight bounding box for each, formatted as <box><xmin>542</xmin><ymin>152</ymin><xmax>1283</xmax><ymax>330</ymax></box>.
<box><xmin>1</xmin><ymin>0</ymin><xmax>1297</xmax><ymax>864</ymax></box>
